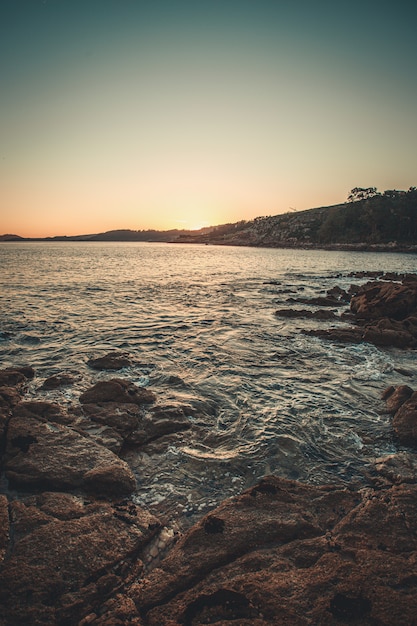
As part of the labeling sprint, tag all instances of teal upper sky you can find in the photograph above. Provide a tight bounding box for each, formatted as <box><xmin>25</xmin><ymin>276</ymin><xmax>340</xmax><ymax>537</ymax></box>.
<box><xmin>1</xmin><ymin>0</ymin><xmax>416</xmax><ymax>236</ymax></box>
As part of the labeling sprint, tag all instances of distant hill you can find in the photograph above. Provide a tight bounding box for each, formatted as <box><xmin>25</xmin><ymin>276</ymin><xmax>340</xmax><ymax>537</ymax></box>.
<box><xmin>177</xmin><ymin>187</ymin><xmax>417</xmax><ymax>250</ymax></box>
<box><xmin>2</xmin><ymin>187</ymin><xmax>416</xmax><ymax>250</ymax></box>
<box><xmin>0</xmin><ymin>234</ymin><xmax>24</xmax><ymax>241</ymax></box>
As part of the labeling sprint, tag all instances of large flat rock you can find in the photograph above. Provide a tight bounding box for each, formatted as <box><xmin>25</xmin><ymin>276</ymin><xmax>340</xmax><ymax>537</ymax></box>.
<box><xmin>0</xmin><ymin>492</ymin><xmax>160</xmax><ymax>625</ymax></box>
<box><xmin>5</xmin><ymin>414</ymin><xmax>136</xmax><ymax>495</ymax></box>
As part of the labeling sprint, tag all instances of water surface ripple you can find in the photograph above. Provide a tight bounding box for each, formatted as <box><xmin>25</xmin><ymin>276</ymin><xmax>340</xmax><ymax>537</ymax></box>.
<box><xmin>1</xmin><ymin>242</ymin><xmax>416</xmax><ymax>522</ymax></box>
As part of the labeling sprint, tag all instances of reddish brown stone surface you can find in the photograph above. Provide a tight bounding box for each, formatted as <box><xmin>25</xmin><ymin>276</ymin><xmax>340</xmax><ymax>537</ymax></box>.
<box><xmin>0</xmin><ymin>493</ymin><xmax>160</xmax><ymax>625</ymax></box>
<box><xmin>130</xmin><ymin>477</ymin><xmax>417</xmax><ymax>626</ymax></box>
<box><xmin>5</xmin><ymin>414</ymin><xmax>136</xmax><ymax>495</ymax></box>
<box><xmin>392</xmin><ymin>391</ymin><xmax>417</xmax><ymax>446</ymax></box>
<box><xmin>87</xmin><ymin>351</ymin><xmax>133</xmax><ymax>371</ymax></box>
<box><xmin>351</xmin><ymin>278</ymin><xmax>417</xmax><ymax>321</ymax></box>
<box><xmin>307</xmin><ymin>275</ymin><xmax>417</xmax><ymax>349</ymax></box>
<box><xmin>384</xmin><ymin>385</ymin><xmax>417</xmax><ymax>447</ymax></box>
<box><xmin>80</xmin><ymin>379</ymin><xmax>156</xmax><ymax>405</ymax></box>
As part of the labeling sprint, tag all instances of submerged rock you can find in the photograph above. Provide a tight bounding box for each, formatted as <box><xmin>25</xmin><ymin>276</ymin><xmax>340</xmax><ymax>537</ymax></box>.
<box><xmin>41</xmin><ymin>373</ymin><xmax>76</xmax><ymax>389</ymax></box>
<box><xmin>275</xmin><ymin>308</ymin><xmax>338</xmax><ymax>320</ymax></box>
<box><xmin>87</xmin><ymin>351</ymin><xmax>132</xmax><ymax>371</ymax></box>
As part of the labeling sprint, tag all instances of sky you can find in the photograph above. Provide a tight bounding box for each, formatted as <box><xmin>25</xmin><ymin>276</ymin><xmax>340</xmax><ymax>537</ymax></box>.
<box><xmin>1</xmin><ymin>0</ymin><xmax>416</xmax><ymax>237</ymax></box>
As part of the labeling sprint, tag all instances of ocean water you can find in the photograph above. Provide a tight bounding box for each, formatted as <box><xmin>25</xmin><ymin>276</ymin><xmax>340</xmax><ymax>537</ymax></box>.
<box><xmin>1</xmin><ymin>242</ymin><xmax>416</xmax><ymax>523</ymax></box>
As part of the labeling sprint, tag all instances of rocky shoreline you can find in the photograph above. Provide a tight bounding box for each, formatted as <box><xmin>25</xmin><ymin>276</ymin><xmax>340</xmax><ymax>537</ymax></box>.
<box><xmin>1</xmin><ymin>274</ymin><xmax>417</xmax><ymax>625</ymax></box>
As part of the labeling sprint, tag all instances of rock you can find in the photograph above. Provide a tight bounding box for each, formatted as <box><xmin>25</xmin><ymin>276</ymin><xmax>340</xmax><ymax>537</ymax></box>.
<box><xmin>0</xmin><ymin>492</ymin><xmax>160</xmax><ymax>625</ymax></box>
<box><xmin>305</xmin><ymin>277</ymin><xmax>417</xmax><ymax>349</ymax></box>
<box><xmin>5</xmin><ymin>415</ymin><xmax>136</xmax><ymax>495</ymax></box>
<box><xmin>41</xmin><ymin>373</ymin><xmax>76</xmax><ymax>389</ymax></box>
<box><xmin>275</xmin><ymin>308</ymin><xmax>338</xmax><ymax>320</ymax></box>
<box><xmin>82</xmin><ymin>402</ymin><xmax>142</xmax><ymax>438</ymax></box>
<box><xmin>382</xmin><ymin>385</ymin><xmax>413</xmax><ymax>414</ymax></box>
<box><xmin>362</xmin><ymin>316</ymin><xmax>417</xmax><ymax>348</ymax></box>
<box><xmin>392</xmin><ymin>391</ymin><xmax>417</xmax><ymax>446</ymax></box>
<box><xmin>351</xmin><ymin>280</ymin><xmax>417</xmax><ymax>321</ymax></box>
<box><xmin>287</xmin><ymin>295</ymin><xmax>346</xmax><ymax>307</ymax></box>
<box><xmin>0</xmin><ymin>495</ymin><xmax>9</xmax><ymax>563</ymax></box>
<box><xmin>87</xmin><ymin>352</ymin><xmax>132</xmax><ymax>371</ymax></box>
<box><xmin>130</xmin><ymin>476</ymin><xmax>417</xmax><ymax>626</ymax></box>
<box><xmin>131</xmin><ymin>476</ymin><xmax>359</xmax><ymax>614</ymax></box>
<box><xmin>348</xmin><ymin>270</ymin><xmax>384</xmax><ymax>279</ymax></box>
<box><xmin>13</xmin><ymin>400</ymin><xmax>73</xmax><ymax>425</ymax></box>
<box><xmin>382</xmin><ymin>385</ymin><xmax>417</xmax><ymax>447</ymax></box>
<box><xmin>80</xmin><ymin>379</ymin><xmax>156</xmax><ymax>406</ymax></box>
<box><xmin>81</xmin><ymin>402</ymin><xmax>191</xmax><ymax>446</ymax></box>
<box><xmin>374</xmin><ymin>452</ymin><xmax>417</xmax><ymax>485</ymax></box>
<box><xmin>304</xmin><ymin>327</ymin><xmax>364</xmax><ymax>343</ymax></box>
<box><xmin>142</xmin><ymin>405</ymin><xmax>192</xmax><ymax>443</ymax></box>
<box><xmin>326</xmin><ymin>285</ymin><xmax>350</xmax><ymax>302</ymax></box>
<box><xmin>0</xmin><ymin>386</ymin><xmax>22</xmax><ymax>410</ymax></box>
<box><xmin>0</xmin><ymin>367</ymin><xmax>32</xmax><ymax>387</ymax></box>
<box><xmin>0</xmin><ymin>386</ymin><xmax>24</xmax><ymax>442</ymax></box>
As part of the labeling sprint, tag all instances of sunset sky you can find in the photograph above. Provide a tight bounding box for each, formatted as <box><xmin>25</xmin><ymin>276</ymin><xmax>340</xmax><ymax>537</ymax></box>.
<box><xmin>1</xmin><ymin>0</ymin><xmax>416</xmax><ymax>237</ymax></box>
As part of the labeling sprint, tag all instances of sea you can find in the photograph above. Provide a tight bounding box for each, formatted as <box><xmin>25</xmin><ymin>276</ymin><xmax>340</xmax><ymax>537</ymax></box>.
<box><xmin>1</xmin><ymin>242</ymin><xmax>416</xmax><ymax>525</ymax></box>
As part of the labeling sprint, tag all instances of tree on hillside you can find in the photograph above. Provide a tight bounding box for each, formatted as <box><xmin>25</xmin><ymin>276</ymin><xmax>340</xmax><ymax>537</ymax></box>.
<box><xmin>347</xmin><ymin>187</ymin><xmax>380</xmax><ymax>202</ymax></box>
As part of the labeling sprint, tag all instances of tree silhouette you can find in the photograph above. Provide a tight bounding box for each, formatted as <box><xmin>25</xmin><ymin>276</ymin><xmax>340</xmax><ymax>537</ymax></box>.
<box><xmin>347</xmin><ymin>187</ymin><xmax>380</xmax><ymax>202</ymax></box>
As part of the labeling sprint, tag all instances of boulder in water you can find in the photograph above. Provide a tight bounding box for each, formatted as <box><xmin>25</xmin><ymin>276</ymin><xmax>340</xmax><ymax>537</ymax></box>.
<box><xmin>79</xmin><ymin>378</ymin><xmax>156</xmax><ymax>405</ymax></box>
<box><xmin>5</xmin><ymin>414</ymin><xmax>136</xmax><ymax>495</ymax></box>
<box><xmin>87</xmin><ymin>352</ymin><xmax>132</xmax><ymax>371</ymax></box>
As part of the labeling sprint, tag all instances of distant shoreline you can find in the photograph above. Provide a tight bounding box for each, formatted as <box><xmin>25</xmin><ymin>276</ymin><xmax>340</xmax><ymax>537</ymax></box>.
<box><xmin>1</xmin><ymin>237</ymin><xmax>416</xmax><ymax>254</ymax></box>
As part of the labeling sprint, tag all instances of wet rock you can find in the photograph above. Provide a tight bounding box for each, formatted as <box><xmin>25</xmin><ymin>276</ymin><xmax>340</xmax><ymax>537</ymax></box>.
<box><xmin>305</xmin><ymin>275</ymin><xmax>417</xmax><ymax>349</ymax></box>
<box><xmin>13</xmin><ymin>400</ymin><xmax>73</xmax><ymax>425</ymax></box>
<box><xmin>0</xmin><ymin>366</ymin><xmax>34</xmax><ymax>387</ymax></box>
<box><xmin>383</xmin><ymin>385</ymin><xmax>417</xmax><ymax>447</ymax></box>
<box><xmin>87</xmin><ymin>352</ymin><xmax>132</xmax><ymax>371</ymax></box>
<box><xmin>80</xmin><ymin>379</ymin><xmax>156</xmax><ymax>406</ymax></box>
<box><xmin>382</xmin><ymin>385</ymin><xmax>413</xmax><ymax>414</ymax></box>
<box><xmin>393</xmin><ymin>366</ymin><xmax>414</xmax><ymax>377</ymax></box>
<box><xmin>0</xmin><ymin>386</ymin><xmax>22</xmax><ymax>411</ymax></box>
<box><xmin>348</xmin><ymin>270</ymin><xmax>384</xmax><ymax>279</ymax></box>
<box><xmin>131</xmin><ymin>476</ymin><xmax>358</xmax><ymax>614</ymax></box>
<box><xmin>362</xmin><ymin>316</ymin><xmax>417</xmax><ymax>348</ymax></box>
<box><xmin>76</xmin><ymin>422</ymin><xmax>125</xmax><ymax>453</ymax></box>
<box><xmin>0</xmin><ymin>492</ymin><xmax>160</xmax><ymax>625</ymax></box>
<box><xmin>130</xmin><ymin>476</ymin><xmax>417</xmax><ymax>626</ymax></box>
<box><xmin>0</xmin><ymin>495</ymin><xmax>9</xmax><ymax>563</ymax></box>
<box><xmin>351</xmin><ymin>279</ymin><xmax>417</xmax><ymax>321</ymax></box>
<box><xmin>81</xmin><ymin>401</ymin><xmax>191</xmax><ymax>446</ymax></box>
<box><xmin>326</xmin><ymin>285</ymin><xmax>350</xmax><ymax>302</ymax></box>
<box><xmin>287</xmin><ymin>295</ymin><xmax>346</xmax><ymax>307</ymax></box>
<box><xmin>142</xmin><ymin>405</ymin><xmax>192</xmax><ymax>443</ymax></box>
<box><xmin>275</xmin><ymin>308</ymin><xmax>338</xmax><ymax>320</ymax></box>
<box><xmin>392</xmin><ymin>391</ymin><xmax>417</xmax><ymax>446</ymax></box>
<box><xmin>41</xmin><ymin>373</ymin><xmax>76</xmax><ymax>389</ymax></box>
<box><xmin>5</xmin><ymin>415</ymin><xmax>136</xmax><ymax>495</ymax></box>
<box><xmin>374</xmin><ymin>452</ymin><xmax>417</xmax><ymax>485</ymax></box>
<box><xmin>304</xmin><ymin>327</ymin><xmax>364</xmax><ymax>343</ymax></box>
<box><xmin>0</xmin><ymin>387</ymin><xmax>24</xmax><ymax>442</ymax></box>
<box><xmin>82</xmin><ymin>402</ymin><xmax>142</xmax><ymax>438</ymax></box>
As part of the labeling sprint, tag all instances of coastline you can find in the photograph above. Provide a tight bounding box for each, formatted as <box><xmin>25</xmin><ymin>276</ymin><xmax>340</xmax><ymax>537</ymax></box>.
<box><xmin>1</xmin><ymin>273</ymin><xmax>417</xmax><ymax>623</ymax></box>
